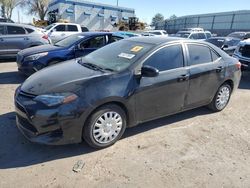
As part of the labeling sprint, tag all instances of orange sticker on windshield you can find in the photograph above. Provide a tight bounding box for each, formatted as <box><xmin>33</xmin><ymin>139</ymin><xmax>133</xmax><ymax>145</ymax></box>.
<box><xmin>131</xmin><ymin>46</ymin><xmax>143</xmax><ymax>52</ymax></box>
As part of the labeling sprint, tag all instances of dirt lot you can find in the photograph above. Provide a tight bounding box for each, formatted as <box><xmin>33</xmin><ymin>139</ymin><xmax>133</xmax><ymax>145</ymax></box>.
<box><xmin>0</xmin><ymin>61</ymin><xmax>250</xmax><ymax>188</ymax></box>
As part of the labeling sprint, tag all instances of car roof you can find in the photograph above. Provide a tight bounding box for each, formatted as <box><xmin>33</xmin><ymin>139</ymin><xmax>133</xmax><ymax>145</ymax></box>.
<box><xmin>0</xmin><ymin>22</ymin><xmax>37</xmax><ymax>28</ymax></box>
<box><xmin>75</xmin><ymin>32</ymin><xmax>112</xmax><ymax>37</ymax></box>
<box><xmin>125</xmin><ymin>36</ymin><xmax>183</xmax><ymax>45</ymax></box>
<box><xmin>53</xmin><ymin>22</ymin><xmax>79</xmax><ymax>25</ymax></box>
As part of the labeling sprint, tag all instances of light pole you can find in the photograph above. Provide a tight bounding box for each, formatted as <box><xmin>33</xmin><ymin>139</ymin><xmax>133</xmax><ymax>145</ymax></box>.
<box><xmin>116</xmin><ymin>0</ymin><xmax>119</xmax><ymax>6</ymax></box>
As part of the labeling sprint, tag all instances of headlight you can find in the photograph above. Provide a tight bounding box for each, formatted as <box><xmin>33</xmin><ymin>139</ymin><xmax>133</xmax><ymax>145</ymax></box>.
<box><xmin>24</xmin><ymin>52</ymin><xmax>48</xmax><ymax>61</ymax></box>
<box><xmin>34</xmin><ymin>93</ymin><xmax>78</xmax><ymax>107</ymax></box>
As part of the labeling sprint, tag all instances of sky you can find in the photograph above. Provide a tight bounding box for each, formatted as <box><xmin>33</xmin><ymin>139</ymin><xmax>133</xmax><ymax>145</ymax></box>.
<box><xmin>12</xmin><ymin>0</ymin><xmax>250</xmax><ymax>24</ymax></box>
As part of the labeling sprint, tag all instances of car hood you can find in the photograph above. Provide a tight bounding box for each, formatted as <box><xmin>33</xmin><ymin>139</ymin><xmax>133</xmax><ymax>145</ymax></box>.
<box><xmin>21</xmin><ymin>60</ymin><xmax>108</xmax><ymax>95</ymax></box>
<box><xmin>18</xmin><ymin>45</ymin><xmax>64</xmax><ymax>57</ymax></box>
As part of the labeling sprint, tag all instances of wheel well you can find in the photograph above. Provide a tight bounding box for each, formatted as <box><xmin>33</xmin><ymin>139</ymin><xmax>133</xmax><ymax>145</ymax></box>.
<box><xmin>83</xmin><ymin>101</ymin><xmax>130</xmax><ymax>131</ymax></box>
<box><xmin>223</xmin><ymin>80</ymin><xmax>234</xmax><ymax>91</ymax></box>
<box><xmin>95</xmin><ymin>102</ymin><xmax>129</xmax><ymax>122</ymax></box>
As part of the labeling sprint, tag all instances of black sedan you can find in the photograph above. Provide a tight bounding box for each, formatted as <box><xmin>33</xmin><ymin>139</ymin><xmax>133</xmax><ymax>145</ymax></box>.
<box><xmin>206</xmin><ymin>37</ymin><xmax>241</xmax><ymax>56</ymax></box>
<box><xmin>15</xmin><ymin>37</ymin><xmax>242</xmax><ymax>148</ymax></box>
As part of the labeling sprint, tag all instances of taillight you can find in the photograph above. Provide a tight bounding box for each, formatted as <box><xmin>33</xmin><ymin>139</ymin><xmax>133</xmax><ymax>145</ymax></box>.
<box><xmin>42</xmin><ymin>35</ymin><xmax>48</xmax><ymax>40</ymax></box>
<box><xmin>236</xmin><ymin>61</ymin><xmax>241</xmax><ymax>70</ymax></box>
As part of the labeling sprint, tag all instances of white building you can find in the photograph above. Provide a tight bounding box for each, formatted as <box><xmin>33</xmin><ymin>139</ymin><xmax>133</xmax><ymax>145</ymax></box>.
<box><xmin>48</xmin><ymin>0</ymin><xmax>135</xmax><ymax>31</ymax></box>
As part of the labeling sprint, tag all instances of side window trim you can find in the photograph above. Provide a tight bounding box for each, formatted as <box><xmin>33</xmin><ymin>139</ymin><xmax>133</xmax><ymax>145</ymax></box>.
<box><xmin>185</xmin><ymin>43</ymin><xmax>220</xmax><ymax>67</ymax></box>
<box><xmin>141</xmin><ymin>43</ymin><xmax>185</xmax><ymax>73</ymax></box>
<box><xmin>0</xmin><ymin>25</ymin><xmax>6</xmax><ymax>35</ymax></box>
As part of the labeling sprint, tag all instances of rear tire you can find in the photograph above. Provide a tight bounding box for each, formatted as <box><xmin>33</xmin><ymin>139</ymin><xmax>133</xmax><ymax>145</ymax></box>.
<box><xmin>83</xmin><ymin>104</ymin><xmax>127</xmax><ymax>149</ymax></box>
<box><xmin>208</xmin><ymin>83</ymin><xmax>232</xmax><ymax>112</ymax></box>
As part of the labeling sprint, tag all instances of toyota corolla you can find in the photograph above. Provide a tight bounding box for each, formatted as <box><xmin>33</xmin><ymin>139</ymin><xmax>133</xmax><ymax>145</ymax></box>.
<box><xmin>15</xmin><ymin>37</ymin><xmax>241</xmax><ymax>148</ymax></box>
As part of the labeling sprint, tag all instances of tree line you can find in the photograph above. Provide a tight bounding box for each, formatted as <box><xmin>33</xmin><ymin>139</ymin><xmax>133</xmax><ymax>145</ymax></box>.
<box><xmin>0</xmin><ymin>0</ymin><xmax>48</xmax><ymax>20</ymax></box>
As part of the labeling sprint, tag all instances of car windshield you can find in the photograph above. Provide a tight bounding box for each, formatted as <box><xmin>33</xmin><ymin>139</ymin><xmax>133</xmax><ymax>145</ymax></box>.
<box><xmin>206</xmin><ymin>38</ymin><xmax>225</xmax><ymax>47</ymax></box>
<box><xmin>80</xmin><ymin>40</ymin><xmax>154</xmax><ymax>72</ymax></box>
<box><xmin>44</xmin><ymin>24</ymin><xmax>56</xmax><ymax>31</ymax></box>
<box><xmin>54</xmin><ymin>34</ymin><xmax>85</xmax><ymax>47</ymax></box>
<box><xmin>227</xmin><ymin>32</ymin><xmax>245</xmax><ymax>39</ymax></box>
<box><xmin>176</xmin><ymin>32</ymin><xmax>190</xmax><ymax>38</ymax></box>
<box><xmin>224</xmin><ymin>38</ymin><xmax>241</xmax><ymax>46</ymax></box>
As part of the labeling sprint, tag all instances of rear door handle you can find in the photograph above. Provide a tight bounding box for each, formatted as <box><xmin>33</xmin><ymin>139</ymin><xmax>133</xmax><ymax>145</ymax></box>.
<box><xmin>178</xmin><ymin>74</ymin><xmax>189</xmax><ymax>82</ymax></box>
<box><xmin>216</xmin><ymin>66</ymin><xmax>223</xmax><ymax>73</ymax></box>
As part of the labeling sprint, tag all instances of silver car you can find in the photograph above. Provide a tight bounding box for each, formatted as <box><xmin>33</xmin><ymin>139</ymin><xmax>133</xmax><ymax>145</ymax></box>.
<box><xmin>0</xmin><ymin>23</ymin><xmax>51</xmax><ymax>58</ymax></box>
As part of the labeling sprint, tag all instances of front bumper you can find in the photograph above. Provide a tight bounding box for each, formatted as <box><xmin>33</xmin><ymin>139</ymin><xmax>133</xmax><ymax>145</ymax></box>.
<box><xmin>16</xmin><ymin>54</ymin><xmax>46</xmax><ymax>76</ymax></box>
<box><xmin>233</xmin><ymin>54</ymin><xmax>250</xmax><ymax>71</ymax></box>
<box><xmin>15</xmin><ymin>90</ymin><xmax>85</xmax><ymax>145</ymax></box>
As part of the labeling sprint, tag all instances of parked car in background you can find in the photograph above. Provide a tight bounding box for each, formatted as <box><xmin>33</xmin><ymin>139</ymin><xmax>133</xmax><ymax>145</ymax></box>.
<box><xmin>206</xmin><ymin>37</ymin><xmax>241</xmax><ymax>56</ymax></box>
<box><xmin>0</xmin><ymin>23</ymin><xmax>50</xmax><ymax>58</ymax></box>
<box><xmin>17</xmin><ymin>32</ymin><xmax>124</xmax><ymax>76</ymax></box>
<box><xmin>233</xmin><ymin>39</ymin><xmax>250</xmax><ymax>70</ymax></box>
<box><xmin>175</xmin><ymin>30</ymin><xmax>211</xmax><ymax>40</ymax></box>
<box><xmin>0</xmin><ymin>18</ymin><xmax>14</xmax><ymax>23</ymax></box>
<box><xmin>43</xmin><ymin>23</ymin><xmax>89</xmax><ymax>43</ymax></box>
<box><xmin>15</xmin><ymin>37</ymin><xmax>241</xmax><ymax>148</ymax></box>
<box><xmin>144</xmin><ymin>30</ymin><xmax>168</xmax><ymax>36</ymax></box>
<box><xmin>227</xmin><ymin>32</ymin><xmax>250</xmax><ymax>40</ymax></box>
<box><xmin>141</xmin><ymin>32</ymin><xmax>156</xmax><ymax>36</ymax></box>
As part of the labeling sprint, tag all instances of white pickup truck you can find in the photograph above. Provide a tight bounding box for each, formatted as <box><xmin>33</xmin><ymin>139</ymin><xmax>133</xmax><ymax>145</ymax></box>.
<box><xmin>43</xmin><ymin>23</ymin><xmax>88</xmax><ymax>43</ymax></box>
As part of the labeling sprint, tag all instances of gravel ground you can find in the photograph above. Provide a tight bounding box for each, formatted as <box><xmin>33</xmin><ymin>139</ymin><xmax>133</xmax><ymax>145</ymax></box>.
<box><xmin>0</xmin><ymin>61</ymin><xmax>250</xmax><ymax>188</ymax></box>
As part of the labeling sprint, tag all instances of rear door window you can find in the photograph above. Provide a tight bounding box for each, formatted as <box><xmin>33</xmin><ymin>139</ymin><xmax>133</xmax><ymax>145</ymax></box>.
<box><xmin>67</xmin><ymin>25</ymin><xmax>78</xmax><ymax>32</ymax></box>
<box><xmin>0</xmin><ymin>25</ymin><xmax>5</xmax><ymax>35</ymax></box>
<box><xmin>187</xmin><ymin>44</ymin><xmax>213</xmax><ymax>66</ymax></box>
<box><xmin>54</xmin><ymin>25</ymin><xmax>66</xmax><ymax>32</ymax></box>
<box><xmin>144</xmin><ymin>44</ymin><xmax>184</xmax><ymax>72</ymax></box>
<box><xmin>7</xmin><ymin>26</ymin><xmax>26</xmax><ymax>35</ymax></box>
<box><xmin>211</xmin><ymin>50</ymin><xmax>221</xmax><ymax>61</ymax></box>
<box><xmin>25</xmin><ymin>28</ymin><xmax>34</xmax><ymax>33</ymax></box>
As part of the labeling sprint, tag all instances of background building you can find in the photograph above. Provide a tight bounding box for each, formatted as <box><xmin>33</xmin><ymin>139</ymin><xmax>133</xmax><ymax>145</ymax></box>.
<box><xmin>48</xmin><ymin>0</ymin><xmax>135</xmax><ymax>31</ymax></box>
<box><xmin>156</xmin><ymin>10</ymin><xmax>250</xmax><ymax>36</ymax></box>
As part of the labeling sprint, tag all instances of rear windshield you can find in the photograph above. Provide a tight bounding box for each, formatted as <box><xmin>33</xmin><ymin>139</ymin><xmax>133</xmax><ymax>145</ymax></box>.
<box><xmin>54</xmin><ymin>34</ymin><xmax>85</xmax><ymax>47</ymax></box>
<box><xmin>176</xmin><ymin>32</ymin><xmax>190</xmax><ymax>38</ymax></box>
<box><xmin>81</xmin><ymin>40</ymin><xmax>154</xmax><ymax>72</ymax></box>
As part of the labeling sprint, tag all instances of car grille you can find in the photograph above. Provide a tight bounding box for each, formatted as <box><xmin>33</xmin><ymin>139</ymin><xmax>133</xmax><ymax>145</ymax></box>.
<box><xmin>17</xmin><ymin>114</ymin><xmax>38</xmax><ymax>133</ymax></box>
<box><xmin>240</xmin><ymin>45</ymin><xmax>250</xmax><ymax>58</ymax></box>
<box><xmin>19</xmin><ymin>90</ymin><xmax>36</xmax><ymax>98</ymax></box>
<box><xmin>15</xmin><ymin>101</ymin><xmax>26</xmax><ymax>114</ymax></box>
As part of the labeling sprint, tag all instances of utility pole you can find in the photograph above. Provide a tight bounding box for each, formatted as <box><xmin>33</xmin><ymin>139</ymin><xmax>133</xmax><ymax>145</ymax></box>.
<box><xmin>116</xmin><ymin>0</ymin><xmax>119</xmax><ymax>6</ymax></box>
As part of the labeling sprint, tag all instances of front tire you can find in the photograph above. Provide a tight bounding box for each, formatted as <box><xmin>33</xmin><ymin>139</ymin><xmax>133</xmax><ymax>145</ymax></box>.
<box><xmin>208</xmin><ymin>83</ymin><xmax>232</xmax><ymax>112</ymax></box>
<box><xmin>83</xmin><ymin>104</ymin><xmax>127</xmax><ymax>149</ymax></box>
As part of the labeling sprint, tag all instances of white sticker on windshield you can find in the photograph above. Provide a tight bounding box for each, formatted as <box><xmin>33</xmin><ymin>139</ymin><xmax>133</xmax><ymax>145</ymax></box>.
<box><xmin>118</xmin><ymin>53</ymin><xmax>135</xmax><ymax>60</ymax></box>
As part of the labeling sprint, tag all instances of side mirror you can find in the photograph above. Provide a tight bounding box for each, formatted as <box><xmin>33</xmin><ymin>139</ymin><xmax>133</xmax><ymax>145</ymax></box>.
<box><xmin>221</xmin><ymin>45</ymin><xmax>228</xmax><ymax>50</ymax></box>
<box><xmin>141</xmin><ymin>65</ymin><xmax>159</xmax><ymax>77</ymax></box>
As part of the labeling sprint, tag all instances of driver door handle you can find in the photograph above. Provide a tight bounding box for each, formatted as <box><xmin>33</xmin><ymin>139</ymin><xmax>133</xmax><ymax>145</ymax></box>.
<box><xmin>178</xmin><ymin>74</ymin><xmax>189</xmax><ymax>82</ymax></box>
<box><xmin>216</xmin><ymin>66</ymin><xmax>223</xmax><ymax>73</ymax></box>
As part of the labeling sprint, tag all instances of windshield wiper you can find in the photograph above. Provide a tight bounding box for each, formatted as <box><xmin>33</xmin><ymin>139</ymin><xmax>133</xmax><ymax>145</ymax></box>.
<box><xmin>78</xmin><ymin>61</ymin><xmax>114</xmax><ymax>72</ymax></box>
